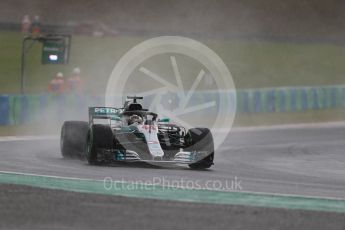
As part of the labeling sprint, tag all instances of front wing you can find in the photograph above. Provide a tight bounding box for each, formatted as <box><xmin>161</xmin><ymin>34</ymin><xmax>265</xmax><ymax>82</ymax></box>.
<box><xmin>95</xmin><ymin>149</ymin><xmax>209</xmax><ymax>165</ymax></box>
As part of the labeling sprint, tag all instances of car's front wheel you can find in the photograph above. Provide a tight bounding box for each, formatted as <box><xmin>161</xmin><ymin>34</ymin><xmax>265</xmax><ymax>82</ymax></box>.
<box><xmin>60</xmin><ymin>121</ymin><xmax>88</xmax><ymax>159</ymax></box>
<box><xmin>185</xmin><ymin>128</ymin><xmax>214</xmax><ymax>169</ymax></box>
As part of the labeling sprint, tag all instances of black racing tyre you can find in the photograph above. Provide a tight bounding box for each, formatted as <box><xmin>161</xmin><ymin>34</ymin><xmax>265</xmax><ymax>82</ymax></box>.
<box><xmin>60</xmin><ymin>121</ymin><xmax>88</xmax><ymax>158</ymax></box>
<box><xmin>86</xmin><ymin>124</ymin><xmax>114</xmax><ymax>165</ymax></box>
<box><xmin>185</xmin><ymin>128</ymin><xmax>214</xmax><ymax>169</ymax></box>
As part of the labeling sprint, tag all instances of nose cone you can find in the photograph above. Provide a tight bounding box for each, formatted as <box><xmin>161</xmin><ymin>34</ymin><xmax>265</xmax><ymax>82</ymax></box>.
<box><xmin>138</xmin><ymin>125</ymin><xmax>164</xmax><ymax>157</ymax></box>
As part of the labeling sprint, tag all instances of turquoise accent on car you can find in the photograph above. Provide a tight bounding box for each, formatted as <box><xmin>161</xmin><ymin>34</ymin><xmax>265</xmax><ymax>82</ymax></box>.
<box><xmin>158</xmin><ymin>118</ymin><xmax>170</xmax><ymax>123</ymax></box>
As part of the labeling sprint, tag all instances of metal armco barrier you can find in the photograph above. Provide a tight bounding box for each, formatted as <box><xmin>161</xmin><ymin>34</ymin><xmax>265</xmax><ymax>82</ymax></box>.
<box><xmin>0</xmin><ymin>85</ymin><xmax>345</xmax><ymax>126</ymax></box>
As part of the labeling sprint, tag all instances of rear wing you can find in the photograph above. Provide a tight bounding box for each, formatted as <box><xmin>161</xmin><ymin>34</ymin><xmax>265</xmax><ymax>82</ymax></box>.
<box><xmin>88</xmin><ymin>107</ymin><xmax>122</xmax><ymax>124</ymax></box>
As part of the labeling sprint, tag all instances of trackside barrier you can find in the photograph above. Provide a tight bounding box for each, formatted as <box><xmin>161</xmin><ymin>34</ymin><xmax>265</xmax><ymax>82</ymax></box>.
<box><xmin>236</xmin><ymin>86</ymin><xmax>345</xmax><ymax>113</ymax></box>
<box><xmin>0</xmin><ymin>85</ymin><xmax>345</xmax><ymax>125</ymax></box>
<box><xmin>0</xmin><ymin>95</ymin><xmax>9</xmax><ymax>125</ymax></box>
<box><xmin>3</xmin><ymin>94</ymin><xmax>104</xmax><ymax>125</ymax></box>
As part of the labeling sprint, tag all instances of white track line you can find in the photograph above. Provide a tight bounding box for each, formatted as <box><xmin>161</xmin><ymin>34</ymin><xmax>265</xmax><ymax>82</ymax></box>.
<box><xmin>232</xmin><ymin>121</ymin><xmax>345</xmax><ymax>132</ymax></box>
<box><xmin>0</xmin><ymin>135</ymin><xmax>59</xmax><ymax>142</ymax></box>
<box><xmin>0</xmin><ymin>121</ymin><xmax>344</xmax><ymax>142</ymax></box>
<box><xmin>0</xmin><ymin>120</ymin><xmax>344</xmax><ymax>141</ymax></box>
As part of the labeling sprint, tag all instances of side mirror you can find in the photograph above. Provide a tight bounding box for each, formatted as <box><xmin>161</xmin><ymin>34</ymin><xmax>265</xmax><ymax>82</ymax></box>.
<box><xmin>158</xmin><ymin>118</ymin><xmax>170</xmax><ymax>123</ymax></box>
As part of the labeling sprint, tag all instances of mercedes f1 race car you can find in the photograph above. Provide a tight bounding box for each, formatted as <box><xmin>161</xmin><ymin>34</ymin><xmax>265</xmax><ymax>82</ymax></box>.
<box><xmin>60</xmin><ymin>96</ymin><xmax>214</xmax><ymax>169</ymax></box>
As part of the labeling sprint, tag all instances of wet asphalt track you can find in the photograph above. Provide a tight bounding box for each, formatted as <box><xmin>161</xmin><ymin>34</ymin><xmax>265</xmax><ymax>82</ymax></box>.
<box><xmin>1</xmin><ymin>124</ymin><xmax>345</xmax><ymax>229</ymax></box>
<box><xmin>0</xmin><ymin>124</ymin><xmax>345</xmax><ymax>199</ymax></box>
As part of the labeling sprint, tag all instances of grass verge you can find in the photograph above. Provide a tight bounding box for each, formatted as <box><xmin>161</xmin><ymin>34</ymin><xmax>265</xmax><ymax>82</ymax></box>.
<box><xmin>1</xmin><ymin>31</ymin><xmax>345</xmax><ymax>94</ymax></box>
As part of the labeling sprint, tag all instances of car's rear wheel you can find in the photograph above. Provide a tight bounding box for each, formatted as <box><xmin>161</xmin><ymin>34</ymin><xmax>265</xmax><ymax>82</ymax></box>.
<box><xmin>86</xmin><ymin>124</ymin><xmax>114</xmax><ymax>165</ymax></box>
<box><xmin>60</xmin><ymin>121</ymin><xmax>88</xmax><ymax>158</ymax></box>
<box><xmin>185</xmin><ymin>128</ymin><xmax>214</xmax><ymax>169</ymax></box>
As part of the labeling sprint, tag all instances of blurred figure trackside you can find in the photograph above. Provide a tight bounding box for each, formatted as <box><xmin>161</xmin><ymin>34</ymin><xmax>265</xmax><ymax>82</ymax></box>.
<box><xmin>30</xmin><ymin>15</ymin><xmax>41</xmax><ymax>36</ymax></box>
<box><xmin>48</xmin><ymin>72</ymin><xmax>65</xmax><ymax>94</ymax></box>
<box><xmin>66</xmin><ymin>67</ymin><xmax>82</xmax><ymax>94</ymax></box>
<box><xmin>21</xmin><ymin>15</ymin><xmax>31</xmax><ymax>34</ymax></box>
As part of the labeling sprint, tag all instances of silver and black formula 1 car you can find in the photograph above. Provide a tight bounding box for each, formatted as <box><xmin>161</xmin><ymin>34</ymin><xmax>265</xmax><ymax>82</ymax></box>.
<box><xmin>60</xmin><ymin>96</ymin><xmax>214</xmax><ymax>169</ymax></box>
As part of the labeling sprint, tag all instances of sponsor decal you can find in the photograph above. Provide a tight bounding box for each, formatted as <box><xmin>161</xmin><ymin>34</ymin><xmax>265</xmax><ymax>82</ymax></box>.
<box><xmin>148</xmin><ymin>141</ymin><xmax>159</xmax><ymax>144</ymax></box>
<box><xmin>141</xmin><ymin>125</ymin><xmax>157</xmax><ymax>131</ymax></box>
<box><xmin>94</xmin><ymin>108</ymin><xmax>117</xmax><ymax>114</ymax></box>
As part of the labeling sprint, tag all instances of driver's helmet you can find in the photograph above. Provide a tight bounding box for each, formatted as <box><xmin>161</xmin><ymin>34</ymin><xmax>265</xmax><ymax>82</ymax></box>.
<box><xmin>128</xmin><ymin>114</ymin><xmax>143</xmax><ymax>125</ymax></box>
